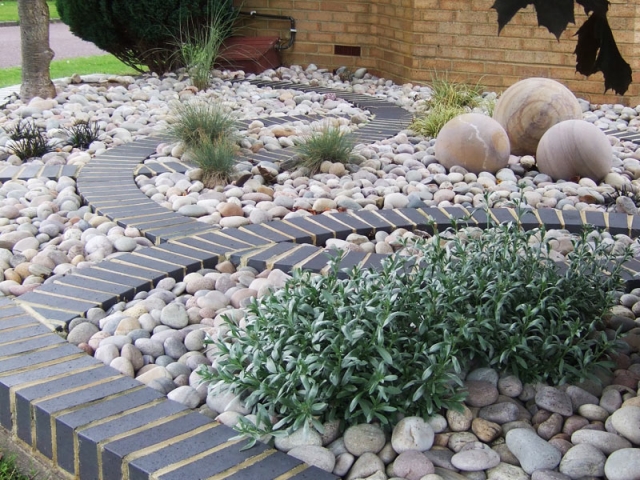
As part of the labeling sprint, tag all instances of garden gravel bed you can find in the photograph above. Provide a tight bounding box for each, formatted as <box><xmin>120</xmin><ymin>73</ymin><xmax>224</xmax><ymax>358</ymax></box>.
<box><xmin>2</xmin><ymin>65</ymin><xmax>640</xmax><ymax>480</ymax></box>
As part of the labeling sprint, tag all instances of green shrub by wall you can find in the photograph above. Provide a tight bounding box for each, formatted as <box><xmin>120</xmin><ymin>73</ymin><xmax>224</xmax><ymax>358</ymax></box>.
<box><xmin>55</xmin><ymin>0</ymin><xmax>235</xmax><ymax>73</ymax></box>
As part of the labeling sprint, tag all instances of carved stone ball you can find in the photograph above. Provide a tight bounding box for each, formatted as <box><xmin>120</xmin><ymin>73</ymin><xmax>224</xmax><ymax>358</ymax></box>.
<box><xmin>435</xmin><ymin>113</ymin><xmax>510</xmax><ymax>174</ymax></box>
<box><xmin>493</xmin><ymin>78</ymin><xmax>582</xmax><ymax>156</ymax></box>
<box><xmin>536</xmin><ymin>120</ymin><xmax>612</xmax><ymax>181</ymax></box>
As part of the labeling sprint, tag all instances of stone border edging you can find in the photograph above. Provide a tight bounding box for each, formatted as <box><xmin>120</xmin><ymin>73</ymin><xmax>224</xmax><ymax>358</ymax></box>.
<box><xmin>2</xmin><ymin>80</ymin><xmax>640</xmax><ymax>479</ymax></box>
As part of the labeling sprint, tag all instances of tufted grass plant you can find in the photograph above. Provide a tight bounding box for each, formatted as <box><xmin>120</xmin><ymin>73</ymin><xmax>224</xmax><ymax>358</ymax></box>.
<box><xmin>201</xmin><ymin>209</ymin><xmax>630</xmax><ymax>442</ymax></box>
<box><xmin>411</xmin><ymin>73</ymin><xmax>484</xmax><ymax>138</ymax></box>
<box><xmin>64</xmin><ymin>120</ymin><xmax>100</xmax><ymax>149</ymax></box>
<box><xmin>294</xmin><ymin>124</ymin><xmax>356</xmax><ymax>174</ymax></box>
<box><xmin>429</xmin><ymin>74</ymin><xmax>483</xmax><ymax>109</ymax></box>
<box><xmin>173</xmin><ymin>1</ymin><xmax>239</xmax><ymax>90</ymax></box>
<box><xmin>189</xmin><ymin>136</ymin><xmax>237</xmax><ymax>187</ymax></box>
<box><xmin>168</xmin><ymin>99</ymin><xmax>238</xmax><ymax>186</ymax></box>
<box><xmin>168</xmin><ymin>100</ymin><xmax>237</xmax><ymax>150</ymax></box>
<box><xmin>3</xmin><ymin>119</ymin><xmax>52</xmax><ymax>160</ymax></box>
<box><xmin>411</xmin><ymin>103</ymin><xmax>465</xmax><ymax>138</ymax></box>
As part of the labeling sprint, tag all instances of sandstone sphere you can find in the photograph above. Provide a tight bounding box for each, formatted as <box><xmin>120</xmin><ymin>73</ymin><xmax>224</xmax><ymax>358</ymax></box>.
<box><xmin>536</xmin><ymin>119</ymin><xmax>612</xmax><ymax>181</ymax></box>
<box><xmin>435</xmin><ymin>113</ymin><xmax>510</xmax><ymax>174</ymax></box>
<box><xmin>493</xmin><ymin>77</ymin><xmax>582</xmax><ymax>155</ymax></box>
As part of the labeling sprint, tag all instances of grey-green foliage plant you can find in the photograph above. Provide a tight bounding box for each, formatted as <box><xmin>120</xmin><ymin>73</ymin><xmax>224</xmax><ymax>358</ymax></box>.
<box><xmin>201</xmin><ymin>211</ymin><xmax>629</xmax><ymax>438</ymax></box>
<box><xmin>189</xmin><ymin>136</ymin><xmax>237</xmax><ymax>186</ymax></box>
<box><xmin>294</xmin><ymin>124</ymin><xmax>356</xmax><ymax>174</ymax></box>
<box><xmin>168</xmin><ymin>100</ymin><xmax>238</xmax><ymax>186</ymax></box>
<box><xmin>174</xmin><ymin>0</ymin><xmax>240</xmax><ymax>90</ymax></box>
<box><xmin>169</xmin><ymin>100</ymin><xmax>237</xmax><ymax>148</ymax></box>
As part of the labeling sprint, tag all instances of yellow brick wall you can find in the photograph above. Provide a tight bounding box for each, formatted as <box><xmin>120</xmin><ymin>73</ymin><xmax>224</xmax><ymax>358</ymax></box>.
<box><xmin>233</xmin><ymin>0</ymin><xmax>640</xmax><ymax>105</ymax></box>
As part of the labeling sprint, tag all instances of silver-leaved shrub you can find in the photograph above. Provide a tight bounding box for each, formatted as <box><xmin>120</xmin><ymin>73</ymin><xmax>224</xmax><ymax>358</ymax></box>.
<box><xmin>200</xmin><ymin>217</ymin><xmax>630</xmax><ymax>438</ymax></box>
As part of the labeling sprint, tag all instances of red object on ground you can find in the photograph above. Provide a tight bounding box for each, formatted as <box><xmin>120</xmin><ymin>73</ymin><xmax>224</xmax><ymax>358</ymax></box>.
<box><xmin>216</xmin><ymin>36</ymin><xmax>281</xmax><ymax>74</ymax></box>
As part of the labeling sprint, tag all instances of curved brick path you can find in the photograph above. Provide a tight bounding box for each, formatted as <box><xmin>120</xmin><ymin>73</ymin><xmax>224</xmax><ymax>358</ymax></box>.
<box><xmin>2</xmin><ymin>80</ymin><xmax>640</xmax><ymax>479</ymax></box>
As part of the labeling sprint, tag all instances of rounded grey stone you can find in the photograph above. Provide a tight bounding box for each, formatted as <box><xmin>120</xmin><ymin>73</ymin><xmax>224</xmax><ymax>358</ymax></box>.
<box><xmin>392</xmin><ymin>450</ymin><xmax>435</xmax><ymax>480</ymax></box>
<box><xmin>505</xmin><ymin>427</ymin><xmax>562</xmax><ymax>474</ymax></box>
<box><xmin>147</xmin><ymin>377</ymin><xmax>176</xmax><ymax>394</ymax></box>
<box><xmin>273</xmin><ymin>427</ymin><xmax>322</xmax><ymax>453</ymax></box>
<box><xmin>127</xmin><ymin>329</ymin><xmax>150</xmax><ymax>343</ymax></box>
<box><xmin>99</xmin><ymin>335</ymin><xmax>132</xmax><ymax>350</ymax></box>
<box><xmin>167</xmin><ymin>386</ymin><xmax>201</xmax><ymax>408</ymax></box>
<box><xmin>559</xmin><ymin>444</ymin><xmax>606</xmax><ymax>478</ymax></box>
<box><xmin>346</xmin><ymin>452</ymin><xmax>385</xmax><ymax>480</ymax></box>
<box><xmin>611</xmin><ymin>406</ymin><xmax>640</xmax><ymax>444</ymax></box>
<box><xmin>164</xmin><ymin>336</ymin><xmax>188</xmax><ymax>359</ymax></box>
<box><xmin>391</xmin><ymin>416</ymin><xmax>435</xmax><ymax>453</ymax></box>
<box><xmin>604</xmin><ymin>448</ymin><xmax>640</xmax><ymax>480</ymax></box>
<box><xmin>478</xmin><ymin>402</ymin><xmax>520</xmax><ymax>424</ymax></box>
<box><xmin>134</xmin><ymin>338</ymin><xmax>164</xmax><ymax>358</ymax></box>
<box><xmin>160</xmin><ymin>303</ymin><xmax>189</xmax><ymax>329</ymax></box>
<box><xmin>166</xmin><ymin>362</ymin><xmax>192</xmax><ymax>379</ymax></box>
<box><xmin>67</xmin><ymin>321</ymin><xmax>99</xmax><ymax>345</ymax></box>
<box><xmin>466</xmin><ymin>367</ymin><xmax>499</xmax><ymax>386</ymax></box>
<box><xmin>113</xmin><ymin>236</ymin><xmax>137</xmax><ymax>252</ymax></box>
<box><xmin>343</xmin><ymin>423</ymin><xmax>386</xmax><ymax>456</ymax></box>
<box><xmin>535</xmin><ymin>387</ymin><xmax>573</xmax><ymax>416</ymax></box>
<box><xmin>531</xmin><ymin>470</ymin><xmax>572</xmax><ymax>480</ymax></box>
<box><xmin>571</xmin><ymin>429</ymin><xmax>632</xmax><ymax>455</ymax></box>
<box><xmin>288</xmin><ymin>445</ymin><xmax>335</xmax><ymax>473</ymax></box>
<box><xmin>184</xmin><ymin>329</ymin><xmax>207</xmax><ymax>351</ymax></box>
<box><xmin>451</xmin><ymin>442</ymin><xmax>500</xmax><ymax>471</ymax></box>
<box><xmin>498</xmin><ymin>375</ymin><xmax>523</xmax><ymax>398</ymax></box>
<box><xmin>94</xmin><ymin>344</ymin><xmax>119</xmax><ymax>366</ymax></box>
<box><xmin>155</xmin><ymin>355</ymin><xmax>175</xmax><ymax>367</ymax></box>
<box><xmin>177</xmin><ymin>205</ymin><xmax>207</xmax><ymax>217</ymax></box>
<box><xmin>333</xmin><ymin>452</ymin><xmax>355</xmax><ymax>477</ymax></box>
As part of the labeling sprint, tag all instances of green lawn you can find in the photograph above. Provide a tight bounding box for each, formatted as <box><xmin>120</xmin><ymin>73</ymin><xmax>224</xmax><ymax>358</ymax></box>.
<box><xmin>0</xmin><ymin>55</ymin><xmax>142</xmax><ymax>88</ymax></box>
<box><xmin>0</xmin><ymin>1</ymin><xmax>59</xmax><ymax>22</ymax></box>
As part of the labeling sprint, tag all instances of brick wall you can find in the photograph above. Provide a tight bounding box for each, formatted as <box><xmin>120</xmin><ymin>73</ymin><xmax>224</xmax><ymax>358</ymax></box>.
<box><xmin>233</xmin><ymin>0</ymin><xmax>640</xmax><ymax>105</ymax></box>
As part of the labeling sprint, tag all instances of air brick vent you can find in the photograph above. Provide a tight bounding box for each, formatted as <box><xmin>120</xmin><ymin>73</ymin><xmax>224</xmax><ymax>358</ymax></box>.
<box><xmin>334</xmin><ymin>45</ymin><xmax>361</xmax><ymax>56</ymax></box>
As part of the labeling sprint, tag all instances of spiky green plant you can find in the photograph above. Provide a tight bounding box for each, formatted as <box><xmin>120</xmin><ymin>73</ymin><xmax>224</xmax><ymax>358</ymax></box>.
<box><xmin>168</xmin><ymin>100</ymin><xmax>237</xmax><ymax>150</ymax></box>
<box><xmin>411</xmin><ymin>103</ymin><xmax>465</xmax><ymax>138</ymax></box>
<box><xmin>295</xmin><ymin>125</ymin><xmax>356</xmax><ymax>174</ymax></box>
<box><xmin>3</xmin><ymin>119</ymin><xmax>52</xmax><ymax>160</ymax></box>
<box><xmin>64</xmin><ymin>120</ymin><xmax>100</xmax><ymax>149</ymax></box>
<box><xmin>411</xmin><ymin>73</ymin><xmax>484</xmax><ymax>138</ymax></box>
<box><xmin>189</xmin><ymin>136</ymin><xmax>237</xmax><ymax>187</ymax></box>
<box><xmin>429</xmin><ymin>74</ymin><xmax>482</xmax><ymax>109</ymax></box>
<box><xmin>173</xmin><ymin>0</ymin><xmax>239</xmax><ymax>90</ymax></box>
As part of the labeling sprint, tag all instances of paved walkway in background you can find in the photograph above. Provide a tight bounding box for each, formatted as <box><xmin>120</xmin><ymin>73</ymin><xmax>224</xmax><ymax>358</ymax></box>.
<box><xmin>0</xmin><ymin>22</ymin><xmax>105</xmax><ymax>68</ymax></box>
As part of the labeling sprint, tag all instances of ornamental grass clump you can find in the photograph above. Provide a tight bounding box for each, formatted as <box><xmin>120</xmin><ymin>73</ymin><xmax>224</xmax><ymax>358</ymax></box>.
<box><xmin>173</xmin><ymin>0</ymin><xmax>239</xmax><ymax>90</ymax></box>
<box><xmin>3</xmin><ymin>119</ymin><xmax>52</xmax><ymax>160</ymax></box>
<box><xmin>168</xmin><ymin>100</ymin><xmax>236</xmax><ymax>148</ymax></box>
<box><xmin>295</xmin><ymin>124</ymin><xmax>356</xmax><ymax>174</ymax></box>
<box><xmin>201</xmin><ymin>213</ymin><xmax>629</xmax><ymax>440</ymax></box>
<box><xmin>168</xmin><ymin>100</ymin><xmax>238</xmax><ymax>186</ymax></box>
<box><xmin>411</xmin><ymin>73</ymin><xmax>484</xmax><ymax>138</ymax></box>
<box><xmin>189</xmin><ymin>136</ymin><xmax>237</xmax><ymax>186</ymax></box>
<box><xmin>64</xmin><ymin>120</ymin><xmax>100</xmax><ymax>149</ymax></box>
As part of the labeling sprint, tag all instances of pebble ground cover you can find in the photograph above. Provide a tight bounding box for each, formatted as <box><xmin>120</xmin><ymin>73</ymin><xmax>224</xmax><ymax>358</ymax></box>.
<box><xmin>2</xmin><ymin>65</ymin><xmax>640</xmax><ymax>479</ymax></box>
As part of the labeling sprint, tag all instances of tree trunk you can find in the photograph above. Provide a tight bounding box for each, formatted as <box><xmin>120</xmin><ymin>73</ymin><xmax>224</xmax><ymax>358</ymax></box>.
<box><xmin>19</xmin><ymin>0</ymin><xmax>55</xmax><ymax>101</ymax></box>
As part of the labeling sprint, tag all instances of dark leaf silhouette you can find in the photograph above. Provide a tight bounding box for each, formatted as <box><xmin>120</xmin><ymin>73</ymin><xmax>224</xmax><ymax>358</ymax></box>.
<box><xmin>493</xmin><ymin>0</ymin><xmax>532</xmax><ymax>34</ymax></box>
<box><xmin>491</xmin><ymin>0</ymin><xmax>632</xmax><ymax>95</ymax></box>
<box><xmin>575</xmin><ymin>15</ymin><xmax>632</xmax><ymax>95</ymax></box>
